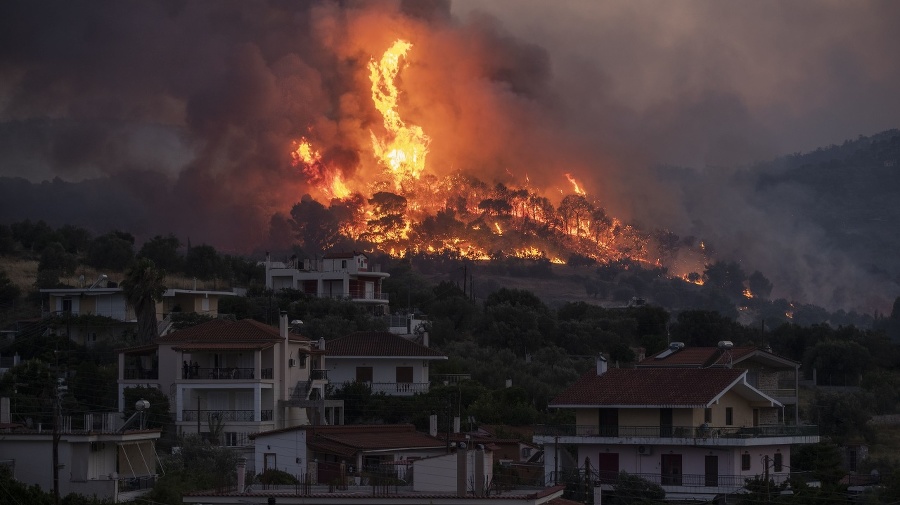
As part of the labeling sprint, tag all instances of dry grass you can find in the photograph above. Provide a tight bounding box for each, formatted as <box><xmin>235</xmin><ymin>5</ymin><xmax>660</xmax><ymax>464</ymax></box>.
<box><xmin>0</xmin><ymin>256</ymin><xmax>38</xmax><ymax>291</ymax></box>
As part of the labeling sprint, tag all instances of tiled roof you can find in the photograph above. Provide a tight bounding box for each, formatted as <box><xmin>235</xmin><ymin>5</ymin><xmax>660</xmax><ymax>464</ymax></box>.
<box><xmin>173</xmin><ymin>342</ymin><xmax>277</xmax><ymax>352</ymax></box>
<box><xmin>550</xmin><ymin>368</ymin><xmax>746</xmax><ymax>407</ymax></box>
<box><xmin>638</xmin><ymin>346</ymin><xmax>798</xmax><ymax>368</ymax></box>
<box><xmin>155</xmin><ymin>318</ymin><xmax>297</xmax><ymax>343</ymax></box>
<box><xmin>326</xmin><ymin>331</ymin><xmax>446</xmax><ymax>358</ymax></box>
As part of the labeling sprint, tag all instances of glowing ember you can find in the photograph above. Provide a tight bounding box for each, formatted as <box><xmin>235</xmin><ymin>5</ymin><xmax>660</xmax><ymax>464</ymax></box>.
<box><xmin>494</xmin><ymin>222</ymin><xmax>503</xmax><ymax>235</ymax></box>
<box><xmin>368</xmin><ymin>40</ymin><xmax>430</xmax><ymax>187</ymax></box>
<box><xmin>743</xmin><ymin>288</ymin><xmax>754</xmax><ymax>299</ymax></box>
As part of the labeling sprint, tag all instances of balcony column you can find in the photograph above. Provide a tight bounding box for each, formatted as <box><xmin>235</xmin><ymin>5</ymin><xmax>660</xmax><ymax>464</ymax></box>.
<box><xmin>176</xmin><ymin>385</ymin><xmax>184</xmax><ymax>422</ymax></box>
<box><xmin>316</xmin><ymin>278</ymin><xmax>324</xmax><ymax>298</ymax></box>
<box><xmin>343</xmin><ymin>275</ymin><xmax>350</xmax><ymax>298</ymax></box>
<box><xmin>254</xmin><ymin>384</ymin><xmax>261</xmax><ymax>422</ymax></box>
<box><xmin>254</xmin><ymin>351</ymin><xmax>261</xmax><ymax>382</ymax></box>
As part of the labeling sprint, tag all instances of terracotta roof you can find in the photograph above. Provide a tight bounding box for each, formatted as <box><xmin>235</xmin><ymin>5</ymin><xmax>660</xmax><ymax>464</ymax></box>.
<box><xmin>638</xmin><ymin>346</ymin><xmax>798</xmax><ymax>368</ymax></box>
<box><xmin>173</xmin><ymin>342</ymin><xmax>277</xmax><ymax>352</ymax></box>
<box><xmin>155</xmin><ymin>318</ymin><xmax>303</xmax><ymax>343</ymax></box>
<box><xmin>326</xmin><ymin>332</ymin><xmax>447</xmax><ymax>358</ymax></box>
<box><xmin>550</xmin><ymin>368</ymin><xmax>746</xmax><ymax>407</ymax></box>
<box><xmin>300</xmin><ymin>424</ymin><xmax>446</xmax><ymax>458</ymax></box>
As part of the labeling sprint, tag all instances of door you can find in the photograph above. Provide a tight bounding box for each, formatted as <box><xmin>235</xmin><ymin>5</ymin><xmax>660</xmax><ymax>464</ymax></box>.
<box><xmin>705</xmin><ymin>455</ymin><xmax>719</xmax><ymax>487</ymax></box>
<box><xmin>396</xmin><ymin>366</ymin><xmax>413</xmax><ymax>392</ymax></box>
<box><xmin>365</xmin><ymin>281</ymin><xmax>375</xmax><ymax>300</ymax></box>
<box><xmin>598</xmin><ymin>408</ymin><xmax>619</xmax><ymax>437</ymax></box>
<box><xmin>661</xmin><ymin>454</ymin><xmax>682</xmax><ymax>486</ymax></box>
<box><xmin>597</xmin><ymin>452</ymin><xmax>619</xmax><ymax>483</ymax></box>
<box><xmin>660</xmin><ymin>408</ymin><xmax>673</xmax><ymax>437</ymax></box>
<box><xmin>264</xmin><ymin>453</ymin><xmax>276</xmax><ymax>472</ymax></box>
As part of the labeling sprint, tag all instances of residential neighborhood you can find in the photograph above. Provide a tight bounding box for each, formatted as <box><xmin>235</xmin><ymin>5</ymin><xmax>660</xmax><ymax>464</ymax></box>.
<box><xmin>0</xmin><ymin>243</ymin><xmax>896</xmax><ymax>505</ymax></box>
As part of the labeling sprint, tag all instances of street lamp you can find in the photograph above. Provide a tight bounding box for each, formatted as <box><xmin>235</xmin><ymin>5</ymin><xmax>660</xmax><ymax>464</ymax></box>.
<box><xmin>135</xmin><ymin>399</ymin><xmax>150</xmax><ymax>430</ymax></box>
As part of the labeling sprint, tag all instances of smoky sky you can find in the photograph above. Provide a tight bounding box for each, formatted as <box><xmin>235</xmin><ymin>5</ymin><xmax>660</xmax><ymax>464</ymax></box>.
<box><xmin>0</xmin><ymin>0</ymin><xmax>898</xmax><ymax>312</ymax></box>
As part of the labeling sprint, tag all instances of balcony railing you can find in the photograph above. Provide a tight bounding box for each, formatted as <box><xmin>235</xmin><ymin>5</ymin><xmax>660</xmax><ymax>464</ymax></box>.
<box><xmin>123</xmin><ymin>368</ymin><xmax>158</xmax><ymax>380</ymax></box>
<box><xmin>568</xmin><ymin>469</ymin><xmax>792</xmax><ymax>489</ymax></box>
<box><xmin>183</xmin><ymin>367</ymin><xmax>256</xmax><ymax>380</ymax></box>
<box><xmin>535</xmin><ymin>424</ymin><xmax>818</xmax><ymax>439</ymax></box>
<box><xmin>118</xmin><ymin>475</ymin><xmax>157</xmax><ymax>493</ymax></box>
<box><xmin>310</xmin><ymin>369</ymin><xmax>329</xmax><ymax>381</ymax></box>
<box><xmin>306</xmin><ymin>290</ymin><xmax>389</xmax><ymax>302</ymax></box>
<box><xmin>182</xmin><ymin>409</ymin><xmax>274</xmax><ymax>422</ymax></box>
<box><xmin>352</xmin><ymin>382</ymin><xmax>430</xmax><ymax>394</ymax></box>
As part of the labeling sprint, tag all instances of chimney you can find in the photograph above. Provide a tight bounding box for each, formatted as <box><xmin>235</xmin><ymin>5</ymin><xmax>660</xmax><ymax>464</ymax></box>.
<box><xmin>236</xmin><ymin>458</ymin><xmax>246</xmax><ymax>492</ymax></box>
<box><xmin>423</xmin><ymin>331</ymin><xmax>429</xmax><ymax>348</ymax></box>
<box><xmin>429</xmin><ymin>414</ymin><xmax>438</xmax><ymax>437</ymax></box>
<box><xmin>318</xmin><ymin>337</ymin><xmax>325</xmax><ymax>351</ymax></box>
<box><xmin>453</xmin><ymin>416</ymin><xmax>460</xmax><ymax>434</ymax></box>
<box><xmin>596</xmin><ymin>354</ymin><xmax>608</xmax><ymax>376</ymax></box>
<box><xmin>279</xmin><ymin>311</ymin><xmax>288</xmax><ymax>340</ymax></box>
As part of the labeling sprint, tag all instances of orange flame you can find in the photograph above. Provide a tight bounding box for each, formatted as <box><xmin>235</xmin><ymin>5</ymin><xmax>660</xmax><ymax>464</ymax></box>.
<box><xmin>494</xmin><ymin>222</ymin><xmax>503</xmax><ymax>235</ymax></box>
<box><xmin>368</xmin><ymin>40</ymin><xmax>430</xmax><ymax>187</ymax></box>
<box><xmin>743</xmin><ymin>288</ymin><xmax>754</xmax><ymax>299</ymax></box>
<box><xmin>565</xmin><ymin>173</ymin><xmax>585</xmax><ymax>195</ymax></box>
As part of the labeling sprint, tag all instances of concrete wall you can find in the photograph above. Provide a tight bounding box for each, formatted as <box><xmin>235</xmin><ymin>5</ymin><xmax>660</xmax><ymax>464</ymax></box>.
<box><xmin>254</xmin><ymin>429</ymin><xmax>308</xmax><ymax>477</ymax></box>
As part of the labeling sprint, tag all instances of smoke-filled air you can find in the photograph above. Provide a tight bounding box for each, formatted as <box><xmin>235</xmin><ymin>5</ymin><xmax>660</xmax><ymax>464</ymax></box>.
<box><xmin>1</xmin><ymin>0</ymin><xmax>899</xmax><ymax>313</ymax></box>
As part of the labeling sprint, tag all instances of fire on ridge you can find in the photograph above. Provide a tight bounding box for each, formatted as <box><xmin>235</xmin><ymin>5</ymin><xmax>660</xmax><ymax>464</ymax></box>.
<box><xmin>290</xmin><ymin>39</ymin><xmax>710</xmax><ymax>278</ymax></box>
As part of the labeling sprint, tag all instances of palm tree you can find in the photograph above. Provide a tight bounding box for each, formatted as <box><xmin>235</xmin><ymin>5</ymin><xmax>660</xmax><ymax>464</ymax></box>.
<box><xmin>122</xmin><ymin>258</ymin><xmax>166</xmax><ymax>343</ymax></box>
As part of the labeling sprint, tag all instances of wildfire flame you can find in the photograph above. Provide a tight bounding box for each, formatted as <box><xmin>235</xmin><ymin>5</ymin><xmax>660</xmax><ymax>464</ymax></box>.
<box><xmin>565</xmin><ymin>173</ymin><xmax>585</xmax><ymax>195</ymax></box>
<box><xmin>284</xmin><ymin>39</ymin><xmax>714</xmax><ymax>279</ymax></box>
<box><xmin>743</xmin><ymin>287</ymin><xmax>754</xmax><ymax>299</ymax></box>
<box><xmin>368</xmin><ymin>40</ymin><xmax>430</xmax><ymax>187</ymax></box>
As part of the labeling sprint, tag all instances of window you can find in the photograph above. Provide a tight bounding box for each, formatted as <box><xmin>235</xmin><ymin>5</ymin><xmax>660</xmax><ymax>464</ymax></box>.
<box><xmin>356</xmin><ymin>367</ymin><xmax>373</xmax><ymax>383</ymax></box>
<box><xmin>704</xmin><ymin>408</ymin><xmax>712</xmax><ymax>423</ymax></box>
<box><xmin>773</xmin><ymin>453</ymin><xmax>783</xmax><ymax>472</ymax></box>
<box><xmin>62</xmin><ymin>298</ymin><xmax>73</xmax><ymax>313</ymax></box>
<box><xmin>224</xmin><ymin>432</ymin><xmax>238</xmax><ymax>447</ymax></box>
<box><xmin>742</xmin><ymin>453</ymin><xmax>751</xmax><ymax>471</ymax></box>
<box><xmin>725</xmin><ymin>407</ymin><xmax>733</xmax><ymax>426</ymax></box>
<box><xmin>396</xmin><ymin>366</ymin><xmax>413</xmax><ymax>383</ymax></box>
<box><xmin>264</xmin><ymin>453</ymin><xmax>276</xmax><ymax>471</ymax></box>
<box><xmin>341</xmin><ymin>260</ymin><xmax>347</xmax><ymax>269</ymax></box>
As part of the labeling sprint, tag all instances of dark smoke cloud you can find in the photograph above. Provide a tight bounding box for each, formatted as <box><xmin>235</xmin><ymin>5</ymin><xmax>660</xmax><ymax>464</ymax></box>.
<box><xmin>0</xmin><ymin>0</ymin><xmax>897</xmax><ymax>312</ymax></box>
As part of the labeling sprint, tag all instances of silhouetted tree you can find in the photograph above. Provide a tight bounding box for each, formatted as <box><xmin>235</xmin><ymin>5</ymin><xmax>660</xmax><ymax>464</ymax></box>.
<box><xmin>122</xmin><ymin>258</ymin><xmax>166</xmax><ymax>343</ymax></box>
<box><xmin>139</xmin><ymin>234</ymin><xmax>183</xmax><ymax>273</ymax></box>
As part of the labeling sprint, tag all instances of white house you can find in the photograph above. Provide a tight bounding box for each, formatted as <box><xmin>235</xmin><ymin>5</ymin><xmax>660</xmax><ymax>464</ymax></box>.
<box><xmin>534</xmin><ymin>357</ymin><xmax>819</xmax><ymax>502</ymax></box>
<box><xmin>264</xmin><ymin>252</ymin><xmax>390</xmax><ymax>313</ymax></box>
<box><xmin>251</xmin><ymin>424</ymin><xmax>447</xmax><ymax>484</ymax></box>
<box><xmin>117</xmin><ymin>314</ymin><xmax>343</xmax><ymax>457</ymax></box>
<box><xmin>325</xmin><ymin>331</ymin><xmax>447</xmax><ymax>396</ymax></box>
<box><xmin>0</xmin><ymin>408</ymin><xmax>160</xmax><ymax>503</ymax></box>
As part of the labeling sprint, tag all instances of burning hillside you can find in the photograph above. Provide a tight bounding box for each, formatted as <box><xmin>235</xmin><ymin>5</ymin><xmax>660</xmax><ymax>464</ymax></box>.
<box><xmin>287</xmin><ymin>39</ymin><xmax>709</xmax><ymax>278</ymax></box>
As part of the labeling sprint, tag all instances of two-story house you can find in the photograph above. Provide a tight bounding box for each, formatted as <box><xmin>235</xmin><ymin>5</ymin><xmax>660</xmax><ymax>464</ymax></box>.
<box><xmin>117</xmin><ymin>314</ymin><xmax>343</xmax><ymax>453</ymax></box>
<box><xmin>325</xmin><ymin>331</ymin><xmax>447</xmax><ymax>396</ymax></box>
<box><xmin>41</xmin><ymin>276</ymin><xmax>238</xmax><ymax>346</ymax></box>
<box><xmin>265</xmin><ymin>252</ymin><xmax>390</xmax><ymax>314</ymax></box>
<box><xmin>0</xmin><ymin>406</ymin><xmax>160</xmax><ymax>503</ymax></box>
<box><xmin>636</xmin><ymin>342</ymin><xmax>801</xmax><ymax>423</ymax></box>
<box><xmin>534</xmin><ymin>357</ymin><xmax>818</xmax><ymax>502</ymax></box>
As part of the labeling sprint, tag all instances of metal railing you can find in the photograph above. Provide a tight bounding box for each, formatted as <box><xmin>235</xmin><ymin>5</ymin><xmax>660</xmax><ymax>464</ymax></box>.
<box><xmin>182</xmin><ymin>409</ymin><xmax>274</xmax><ymax>422</ymax></box>
<box><xmin>564</xmin><ymin>469</ymin><xmax>791</xmax><ymax>489</ymax></box>
<box><xmin>123</xmin><ymin>368</ymin><xmax>159</xmax><ymax>380</ymax></box>
<box><xmin>535</xmin><ymin>424</ymin><xmax>818</xmax><ymax>439</ymax></box>
<box><xmin>261</xmin><ymin>368</ymin><xmax>274</xmax><ymax>379</ymax></box>
<box><xmin>118</xmin><ymin>475</ymin><xmax>157</xmax><ymax>493</ymax></box>
<box><xmin>360</xmin><ymin>382</ymin><xmax>430</xmax><ymax>394</ymax></box>
<box><xmin>310</xmin><ymin>369</ymin><xmax>328</xmax><ymax>381</ymax></box>
<box><xmin>182</xmin><ymin>367</ymin><xmax>256</xmax><ymax>380</ymax></box>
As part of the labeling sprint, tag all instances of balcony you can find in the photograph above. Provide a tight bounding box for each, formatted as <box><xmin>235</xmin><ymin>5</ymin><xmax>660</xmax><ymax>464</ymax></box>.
<box><xmin>123</xmin><ymin>368</ymin><xmax>159</xmax><ymax>380</ymax></box>
<box><xmin>181</xmin><ymin>409</ymin><xmax>274</xmax><ymax>422</ymax></box>
<box><xmin>558</xmin><ymin>469</ymin><xmax>793</xmax><ymax>494</ymax></box>
<box><xmin>310</xmin><ymin>369</ymin><xmax>329</xmax><ymax>381</ymax></box>
<box><xmin>182</xmin><ymin>367</ymin><xmax>257</xmax><ymax>380</ymax></box>
<box><xmin>534</xmin><ymin>424</ymin><xmax>819</xmax><ymax>445</ymax></box>
<box><xmin>360</xmin><ymin>382</ymin><xmax>430</xmax><ymax>395</ymax></box>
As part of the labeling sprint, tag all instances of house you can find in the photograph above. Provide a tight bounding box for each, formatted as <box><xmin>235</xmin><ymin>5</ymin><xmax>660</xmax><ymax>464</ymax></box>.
<box><xmin>251</xmin><ymin>423</ymin><xmax>448</xmax><ymax>482</ymax></box>
<box><xmin>264</xmin><ymin>251</ymin><xmax>390</xmax><ymax>313</ymax></box>
<box><xmin>325</xmin><ymin>331</ymin><xmax>448</xmax><ymax>396</ymax></box>
<box><xmin>40</xmin><ymin>277</ymin><xmax>239</xmax><ymax>345</ymax></box>
<box><xmin>636</xmin><ymin>341</ymin><xmax>802</xmax><ymax>423</ymax></box>
<box><xmin>117</xmin><ymin>314</ymin><xmax>343</xmax><ymax>455</ymax></box>
<box><xmin>534</xmin><ymin>357</ymin><xmax>819</xmax><ymax>502</ymax></box>
<box><xmin>0</xmin><ymin>404</ymin><xmax>160</xmax><ymax>503</ymax></box>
